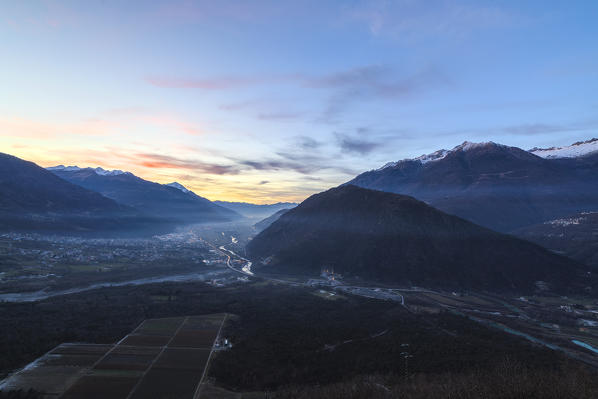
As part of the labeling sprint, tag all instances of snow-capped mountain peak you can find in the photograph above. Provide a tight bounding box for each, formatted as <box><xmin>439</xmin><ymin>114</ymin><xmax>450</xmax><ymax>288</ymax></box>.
<box><xmin>93</xmin><ymin>167</ymin><xmax>126</xmax><ymax>176</ymax></box>
<box><xmin>47</xmin><ymin>165</ymin><xmax>82</xmax><ymax>172</ymax></box>
<box><xmin>166</xmin><ymin>182</ymin><xmax>190</xmax><ymax>193</ymax></box>
<box><xmin>414</xmin><ymin>149</ymin><xmax>450</xmax><ymax>164</ymax></box>
<box><xmin>377</xmin><ymin>141</ymin><xmax>502</xmax><ymax>170</ymax></box>
<box><xmin>47</xmin><ymin>165</ymin><xmax>127</xmax><ymax>176</ymax></box>
<box><xmin>530</xmin><ymin>138</ymin><xmax>598</xmax><ymax>159</ymax></box>
<box><xmin>452</xmin><ymin>141</ymin><xmax>504</xmax><ymax>152</ymax></box>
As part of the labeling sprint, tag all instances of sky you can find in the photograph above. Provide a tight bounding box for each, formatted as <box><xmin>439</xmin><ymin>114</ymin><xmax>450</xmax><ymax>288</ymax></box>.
<box><xmin>1</xmin><ymin>0</ymin><xmax>597</xmax><ymax>203</ymax></box>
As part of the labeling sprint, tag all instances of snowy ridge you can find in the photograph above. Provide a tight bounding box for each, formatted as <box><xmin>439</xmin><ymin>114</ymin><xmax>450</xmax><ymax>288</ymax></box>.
<box><xmin>47</xmin><ymin>165</ymin><xmax>127</xmax><ymax>176</ymax></box>
<box><xmin>376</xmin><ymin>141</ymin><xmax>502</xmax><ymax>170</ymax></box>
<box><xmin>530</xmin><ymin>138</ymin><xmax>598</xmax><ymax>159</ymax></box>
<box><xmin>414</xmin><ymin>149</ymin><xmax>450</xmax><ymax>164</ymax></box>
<box><xmin>166</xmin><ymin>182</ymin><xmax>190</xmax><ymax>193</ymax></box>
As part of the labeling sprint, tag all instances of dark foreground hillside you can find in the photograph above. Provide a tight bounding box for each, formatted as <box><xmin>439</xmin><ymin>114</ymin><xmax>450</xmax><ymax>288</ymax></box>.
<box><xmin>247</xmin><ymin>185</ymin><xmax>588</xmax><ymax>293</ymax></box>
<box><xmin>0</xmin><ymin>281</ymin><xmax>592</xmax><ymax>398</ymax></box>
<box><xmin>271</xmin><ymin>360</ymin><xmax>598</xmax><ymax>399</ymax></box>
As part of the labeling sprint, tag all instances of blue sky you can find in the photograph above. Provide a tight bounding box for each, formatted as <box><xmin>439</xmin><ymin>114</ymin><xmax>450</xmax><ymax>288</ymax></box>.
<box><xmin>1</xmin><ymin>0</ymin><xmax>597</xmax><ymax>202</ymax></box>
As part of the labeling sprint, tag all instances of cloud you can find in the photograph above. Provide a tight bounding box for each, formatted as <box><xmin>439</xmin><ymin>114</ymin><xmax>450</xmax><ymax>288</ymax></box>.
<box><xmin>147</xmin><ymin>65</ymin><xmax>448</xmax><ymax>122</ymax></box>
<box><xmin>150</xmin><ymin>0</ymin><xmax>291</xmax><ymax>25</ymax></box>
<box><xmin>147</xmin><ymin>65</ymin><xmax>446</xmax><ymax>96</ymax></box>
<box><xmin>296</xmin><ymin>136</ymin><xmax>322</xmax><ymax>150</ymax></box>
<box><xmin>3</xmin><ymin>1</ymin><xmax>83</xmax><ymax>29</ymax></box>
<box><xmin>238</xmin><ymin>160</ymin><xmax>315</xmax><ymax>174</ymax></box>
<box><xmin>336</xmin><ymin>133</ymin><xmax>381</xmax><ymax>155</ymax></box>
<box><xmin>313</xmin><ymin>66</ymin><xmax>449</xmax><ymax>123</ymax></box>
<box><xmin>220</xmin><ymin>99</ymin><xmax>303</xmax><ymax>121</ymax></box>
<box><xmin>501</xmin><ymin>121</ymin><xmax>598</xmax><ymax>136</ymax></box>
<box><xmin>443</xmin><ymin>119</ymin><xmax>598</xmax><ymax>138</ymax></box>
<box><xmin>232</xmin><ymin>150</ymin><xmax>358</xmax><ymax>176</ymax></box>
<box><xmin>146</xmin><ymin>76</ymin><xmax>264</xmax><ymax>90</ymax></box>
<box><xmin>0</xmin><ymin>116</ymin><xmax>120</xmax><ymax>138</ymax></box>
<box><xmin>257</xmin><ymin>112</ymin><xmax>302</xmax><ymax>120</ymax></box>
<box><xmin>133</xmin><ymin>153</ymin><xmax>240</xmax><ymax>175</ymax></box>
<box><xmin>345</xmin><ymin>0</ymin><xmax>517</xmax><ymax>42</ymax></box>
<box><xmin>140</xmin><ymin>114</ymin><xmax>203</xmax><ymax>135</ymax></box>
<box><xmin>104</xmin><ymin>107</ymin><xmax>205</xmax><ymax>136</ymax></box>
<box><xmin>219</xmin><ymin>100</ymin><xmax>263</xmax><ymax>111</ymax></box>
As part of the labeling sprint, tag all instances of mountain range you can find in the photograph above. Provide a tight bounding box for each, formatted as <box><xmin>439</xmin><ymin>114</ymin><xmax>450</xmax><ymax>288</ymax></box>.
<box><xmin>48</xmin><ymin>165</ymin><xmax>240</xmax><ymax>223</ymax></box>
<box><xmin>2</xmin><ymin>137</ymin><xmax>597</xmax><ymax>275</ymax></box>
<box><xmin>347</xmin><ymin>139</ymin><xmax>598</xmax><ymax>232</ymax></box>
<box><xmin>247</xmin><ymin>185</ymin><xmax>588</xmax><ymax>293</ymax></box>
<box><xmin>0</xmin><ymin>154</ymin><xmax>245</xmax><ymax>234</ymax></box>
<box><xmin>0</xmin><ymin>153</ymin><xmax>156</xmax><ymax>233</ymax></box>
<box><xmin>214</xmin><ymin>201</ymin><xmax>297</xmax><ymax>219</ymax></box>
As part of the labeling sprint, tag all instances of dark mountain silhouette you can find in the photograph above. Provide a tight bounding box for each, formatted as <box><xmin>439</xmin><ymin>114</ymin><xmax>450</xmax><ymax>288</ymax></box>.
<box><xmin>346</xmin><ymin>141</ymin><xmax>598</xmax><ymax>232</ymax></box>
<box><xmin>0</xmin><ymin>153</ymin><xmax>125</xmax><ymax>214</ymax></box>
<box><xmin>254</xmin><ymin>208</ymin><xmax>291</xmax><ymax>232</ymax></box>
<box><xmin>49</xmin><ymin>168</ymin><xmax>240</xmax><ymax>223</ymax></box>
<box><xmin>0</xmin><ymin>153</ymin><xmax>161</xmax><ymax>233</ymax></box>
<box><xmin>214</xmin><ymin>201</ymin><xmax>297</xmax><ymax>219</ymax></box>
<box><xmin>516</xmin><ymin>212</ymin><xmax>598</xmax><ymax>269</ymax></box>
<box><xmin>247</xmin><ymin>185</ymin><xmax>587</xmax><ymax>293</ymax></box>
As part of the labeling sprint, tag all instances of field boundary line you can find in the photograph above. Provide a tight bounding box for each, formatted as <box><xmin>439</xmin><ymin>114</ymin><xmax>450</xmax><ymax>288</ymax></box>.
<box><xmin>56</xmin><ymin>318</ymin><xmax>147</xmax><ymax>399</ymax></box>
<box><xmin>193</xmin><ymin>313</ymin><xmax>228</xmax><ymax>399</ymax></box>
<box><xmin>124</xmin><ymin>316</ymin><xmax>189</xmax><ymax>399</ymax></box>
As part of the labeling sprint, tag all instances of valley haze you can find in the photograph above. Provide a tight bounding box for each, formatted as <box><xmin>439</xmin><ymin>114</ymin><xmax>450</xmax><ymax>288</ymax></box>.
<box><xmin>1</xmin><ymin>1</ymin><xmax>598</xmax><ymax>398</ymax></box>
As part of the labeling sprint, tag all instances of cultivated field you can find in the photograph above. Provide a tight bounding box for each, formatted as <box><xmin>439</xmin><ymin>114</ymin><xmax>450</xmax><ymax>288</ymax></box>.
<box><xmin>0</xmin><ymin>314</ymin><xmax>226</xmax><ymax>399</ymax></box>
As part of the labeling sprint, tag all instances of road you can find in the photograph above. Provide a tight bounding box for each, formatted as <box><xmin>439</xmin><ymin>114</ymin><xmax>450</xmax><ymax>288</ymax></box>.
<box><xmin>208</xmin><ymin>240</ymin><xmax>598</xmax><ymax>368</ymax></box>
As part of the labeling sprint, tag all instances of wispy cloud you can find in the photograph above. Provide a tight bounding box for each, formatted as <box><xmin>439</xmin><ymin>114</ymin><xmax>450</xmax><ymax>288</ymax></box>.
<box><xmin>336</xmin><ymin>133</ymin><xmax>381</xmax><ymax>155</ymax></box>
<box><xmin>444</xmin><ymin>119</ymin><xmax>598</xmax><ymax>138</ymax></box>
<box><xmin>232</xmin><ymin>151</ymin><xmax>358</xmax><ymax>176</ymax></box>
<box><xmin>296</xmin><ymin>136</ymin><xmax>322</xmax><ymax>150</ymax></box>
<box><xmin>257</xmin><ymin>111</ymin><xmax>302</xmax><ymax>120</ymax></box>
<box><xmin>2</xmin><ymin>1</ymin><xmax>83</xmax><ymax>29</ymax></box>
<box><xmin>150</xmin><ymin>0</ymin><xmax>291</xmax><ymax>25</ymax></box>
<box><xmin>345</xmin><ymin>0</ymin><xmax>518</xmax><ymax>42</ymax></box>
<box><xmin>0</xmin><ymin>116</ymin><xmax>119</xmax><ymax>138</ymax></box>
<box><xmin>150</xmin><ymin>65</ymin><xmax>448</xmax><ymax>122</ymax></box>
<box><xmin>310</xmin><ymin>65</ymin><xmax>449</xmax><ymax>123</ymax></box>
<box><xmin>133</xmin><ymin>153</ymin><xmax>240</xmax><ymax>175</ymax></box>
<box><xmin>238</xmin><ymin>159</ymin><xmax>315</xmax><ymax>174</ymax></box>
<box><xmin>104</xmin><ymin>107</ymin><xmax>205</xmax><ymax>136</ymax></box>
<box><xmin>501</xmin><ymin>121</ymin><xmax>598</xmax><ymax>136</ymax></box>
<box><xmin>219</xmin><ymin>99</ymin><xmax>263</xmax><ymax>111</ymax></box>
<box><xmin>146</xmin><ymin>76</ymin><xmax>265</xmax><ymax>90</ymax></box>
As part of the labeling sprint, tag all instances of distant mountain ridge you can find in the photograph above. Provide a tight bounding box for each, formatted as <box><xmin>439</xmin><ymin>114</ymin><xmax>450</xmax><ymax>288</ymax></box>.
<box><xmin>347</xmin><ymin>140</ymin><xmax>598</xmax><ymax>232</ymax></box>
<box><xmin>48</xmin><ymin>166</ymin><xmax>240</xmax><ymax>223</ymax></box>
<box><xmin>166</xmin><ymin>182</ymin><xmax>190</xmax><ymax>193</ymax></box>
<box><xmin>254</xmin><ymin>208</ymin><xmax>292</xmax><ymax>232</ymax></box>
<box><xmin>247</xmin><ymin>185</ymin><xmax>587</xmax><ymax>293</ymax></box>
<box><xmin>47</xmin><ymin>165</ymin><xmax>129</xmax><ymax>176</ymax></box>
<box><xmin>1</xmin><ymin>154</ymin><xmax>126</xmax><ymax>215</ymax></box>
<box><xmin>530</xmin><ymin>138</ymin><xmax>598</xmax><ymax>159</ymax></box>
<box><xmin>214</xmin><ymin>201</ymin><xmax>297</xmax><ymax>219</ymax></box>
<box><xmin>0</xmin><ymin>153</ymin><xmax>160</xmax><ymax>233</ymax></box>
<box><xmin>376</xmin><ymin>139</ymin><xmax>598</xmax><ymax>170</ymax></box>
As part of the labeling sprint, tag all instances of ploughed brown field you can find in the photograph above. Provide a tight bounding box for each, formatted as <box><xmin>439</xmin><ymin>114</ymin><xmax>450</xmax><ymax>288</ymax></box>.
<box><xmin>1</xmin><ymin>314</ymin><xmax>226</xmax><ymax>399</ymax></box>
